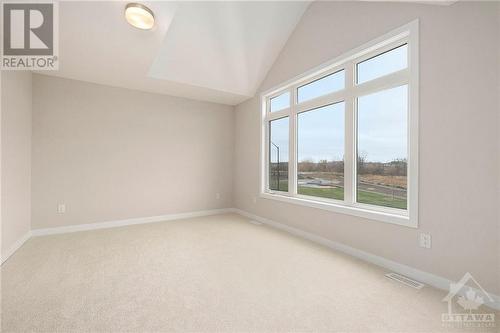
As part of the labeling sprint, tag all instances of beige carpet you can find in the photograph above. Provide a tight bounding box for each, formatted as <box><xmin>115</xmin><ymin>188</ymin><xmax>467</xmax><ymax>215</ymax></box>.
<box><xmin>1</xmin><ymin>213</ymin><xmax>498</xmax><ymax>332</ymax></box>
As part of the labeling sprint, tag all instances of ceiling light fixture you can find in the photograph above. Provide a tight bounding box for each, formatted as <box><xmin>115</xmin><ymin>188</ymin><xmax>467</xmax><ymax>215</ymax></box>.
<box><xmin>125</xmin><ymin>3</ymin><xmax>155</xmax><ymax>30</ymax></box>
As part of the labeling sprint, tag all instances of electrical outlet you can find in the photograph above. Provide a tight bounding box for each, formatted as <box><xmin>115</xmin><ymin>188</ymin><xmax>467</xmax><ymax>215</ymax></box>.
<box><xmin>419</xmin><ymin>233</ymin><xmax>431</xmax><ymax>249</ymax></box>
<box><xmin>215</xmin><ymin>193</ymin><xmax>221</xmax><ymax>200</ymax></box>
<box><xmin>57</xmin><ymin>203</ymin><xmax>66</xmax><ymax>214</ymax></box>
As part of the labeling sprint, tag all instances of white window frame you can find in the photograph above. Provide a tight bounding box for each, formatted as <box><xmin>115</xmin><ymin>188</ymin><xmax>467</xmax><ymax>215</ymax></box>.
<box><xmin>260</xmin><ymin>20</ymin><xmax>419</xmax><ymax>228</ymax></box>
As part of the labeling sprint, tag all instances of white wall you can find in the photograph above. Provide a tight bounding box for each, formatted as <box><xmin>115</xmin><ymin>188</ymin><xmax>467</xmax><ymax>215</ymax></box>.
<box><xmin>1</xmin><ymin>72</ymin><xmax>32</xmax><ymax>256</ymax></box>
<box><xmin>32</xmin><ymin>74</ymin><xmax>233</xmax><ymax>229</ymax></box>
<box><xmin>233</xmin><ymin>1</ymin><xmax>500</xmax><ymax>294</ymax></box>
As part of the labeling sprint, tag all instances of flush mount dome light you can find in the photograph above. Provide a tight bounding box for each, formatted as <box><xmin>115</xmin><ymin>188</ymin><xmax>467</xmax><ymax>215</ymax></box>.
<box><xmin>125</xmin><ymin>3</ymin><xmax>155</xmax><ymax>30</ymax></box>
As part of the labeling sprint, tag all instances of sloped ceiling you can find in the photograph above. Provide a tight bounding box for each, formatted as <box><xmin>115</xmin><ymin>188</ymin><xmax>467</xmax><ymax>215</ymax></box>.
<box><xmin>40</xmin><ymin>1</ymin><xmax>310</xmax><ymax>105</ymax></box>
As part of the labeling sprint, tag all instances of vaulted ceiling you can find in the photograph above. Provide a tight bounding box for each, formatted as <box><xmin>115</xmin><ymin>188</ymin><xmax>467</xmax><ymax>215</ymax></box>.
<box><xmin>41</xmin><ymin>1</ymin><xmax>310</xmax><ymax>105</ymax></box>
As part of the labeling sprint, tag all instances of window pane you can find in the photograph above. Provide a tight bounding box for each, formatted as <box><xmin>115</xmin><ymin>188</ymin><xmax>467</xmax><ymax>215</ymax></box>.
<box><xmin>357</xmin><ymin>85</ymin><xmax>408</xmax><ymax>210</ymax></box>
<box><xmin>297</xmin><ymin>70</ymin><xmax>345</xmax><ymax>103</ymax></box>
<box><xmin>270</xmin><ymin>92</ymin><xmax>290</xmax><ymax>112</ymax></box>
<box><xmin>269</xmin><ymin>117</ymin><xmax>289</xmax><ymax>192</ymax></box>
<box><xmin>357</xmin><ymin>44</ymin><xmax>407</xmax><ymax>84</ymax></box>
<box><xmin>297</xmin><ymin>103</ymin><xmax>344</xmax><ymax>200</ymax></box>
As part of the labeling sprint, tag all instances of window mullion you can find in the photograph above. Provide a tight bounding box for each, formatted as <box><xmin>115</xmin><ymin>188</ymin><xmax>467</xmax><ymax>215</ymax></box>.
<box><xmin>295</xmin><ymin>90</ymin><xmax>346</xmax><ymax>114</ymax></box>
<box><xmin>265</xmin><ymin>108</ymin><xmax>290</xmax><ymax>122</ymax></box>
<box><xmin>344</xmin><ymin>62</ymin><xmax>356</xmax><ymax>206</ymax></box>
<box><xmin>353</xmin><ymin>69</ymin><xmax>409</xmax><ymax>97</ymax></box>
<box><xmin>263</xmin><ymin>120</ymin><xmax>270</xmax><ymax>193</ymax></box>
<box><xmin>289</xmin><ymin>88</ymin><xmax>297</xmax><ymax>196</ymax></box>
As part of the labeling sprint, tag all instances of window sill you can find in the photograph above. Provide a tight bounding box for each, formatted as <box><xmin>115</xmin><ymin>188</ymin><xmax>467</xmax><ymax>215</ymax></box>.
<box><xmin>259</xmin><ymin>192</ymin><xmax>417</xmax><ymax>228</ymax></box>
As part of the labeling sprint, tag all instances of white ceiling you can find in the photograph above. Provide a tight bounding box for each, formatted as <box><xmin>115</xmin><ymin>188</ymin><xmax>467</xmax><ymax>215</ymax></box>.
<box><xmin>41</xmin><ymin>1</ymin><xmax>310</xmax><ymax>105</ymax></box>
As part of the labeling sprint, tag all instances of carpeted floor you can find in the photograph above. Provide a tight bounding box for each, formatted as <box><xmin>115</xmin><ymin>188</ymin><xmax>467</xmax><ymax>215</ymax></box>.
<box><xmin>1</xmin><ymin>213</ymin><xmax>498</xmax><ymax>332</ymax></box>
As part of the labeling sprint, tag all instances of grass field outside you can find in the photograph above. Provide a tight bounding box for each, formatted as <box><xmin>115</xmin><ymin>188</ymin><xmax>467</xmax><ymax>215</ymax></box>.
<box><xmin>270</xmin><ymin>178</ymin><xmax>406</xmax><ymax>210</ymax></box>
<box><xmin>298</xmin><ymin>186</ymin><xmax>344</xmax><ymax>200</ymax></box>
<box><xmin>356</xmin><ymin>190</ymin><xmax>406</xmax><ymax>209</ymax></box>
<box><xmin>269</xmin><ymin>179</ymin><xmax>289</xmax><ymax>192</ymax></box>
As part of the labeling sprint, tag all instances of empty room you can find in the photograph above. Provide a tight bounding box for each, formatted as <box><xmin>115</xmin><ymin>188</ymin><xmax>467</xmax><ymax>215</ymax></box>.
<box><xmin>1</xmin><ymin>0</ymin><xmax>499</xmax><ymax>332</ymax></box>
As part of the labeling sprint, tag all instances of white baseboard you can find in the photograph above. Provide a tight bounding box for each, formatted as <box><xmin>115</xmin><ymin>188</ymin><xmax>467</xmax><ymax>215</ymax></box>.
<box><xmin>1</xmin><ymin>231</ymin><xmax>32</xmax><ymax>265</ymax></box>
<box><xmin>231</xmin><ymin>208</ymin><xmax>500</xmax><ymax>311</ymax></box>
<box><xmin>3</xmin><ymin>208</ymin><xmax>233</xmax><ymax>265</ymax></box>
<box><xmin>31</xmin><ymin>208</ymin><xmax>234</xmax><ymax>236</ymax></box>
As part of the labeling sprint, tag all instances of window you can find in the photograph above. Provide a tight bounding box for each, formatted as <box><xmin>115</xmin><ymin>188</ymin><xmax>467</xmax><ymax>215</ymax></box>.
<box><xmin>297</xmin><ymin>102</ymin><xmax>344</xmax><ymax>200</ymax></box>
<box><xmin>261</xmin><ymin>21</ymin><xmax>418</xmax><ymax>227</ymax></box>
<box><xmin>270</xmin><ymin>92</ymin><xmax>290</xmax><ymax>112</ymax></box>
<box><xmin>356</xmin><ymin>44</ymin><xmax>408</xmax><ymax>84</ymax></box>
<box><xmin>297</xmin><ymin>70</ymin><xmax>345</xmax><ymax>103</ymax></box>
<box><xmin>357</xmin><ymin>85</ymin><xmax>408</xmax><ymax>210</ymax></box>
<box><xmin>269</xmin><ymin>117</ymin><xmax>289</xmax><ymax>192</ymax></box>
